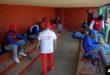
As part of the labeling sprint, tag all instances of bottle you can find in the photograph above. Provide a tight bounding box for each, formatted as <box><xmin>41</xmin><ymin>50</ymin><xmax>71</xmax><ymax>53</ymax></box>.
<box><xmin>104</xmin><ymin>44</ymin><xmax>110</xmax><ymax>53</ymax></box>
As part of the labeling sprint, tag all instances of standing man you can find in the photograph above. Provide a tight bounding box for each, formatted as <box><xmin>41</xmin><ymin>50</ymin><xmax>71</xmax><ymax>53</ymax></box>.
<box><xmin>55</xmin><ymin>16</ymin><xmax>63</xmax><ymax>33</ymax></box>
<box><xmin>37</xmin><ymin>22</ymin><xmax>57</xmax><ymax>75</ymax></box>
<box><xmin>89</xmin><ymin>15</ymin><xmax>105</xmax><ymax>44</ymax></box>
<box><xmin>89</xmin><ymin>15</ymin><xmax>104</xmax><ymax>33</ymax></box>
<box><xmin>86</xmin><ymin>9</ymin><xmax>95</xmax><ymax>26</ymax></box>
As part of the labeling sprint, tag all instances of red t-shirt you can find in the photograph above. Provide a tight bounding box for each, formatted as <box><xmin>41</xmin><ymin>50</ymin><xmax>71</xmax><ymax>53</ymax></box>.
<box><xmin>93</xmin><ymin>20</ymin><xmax>102</xmax><ymax>31</ymax></box>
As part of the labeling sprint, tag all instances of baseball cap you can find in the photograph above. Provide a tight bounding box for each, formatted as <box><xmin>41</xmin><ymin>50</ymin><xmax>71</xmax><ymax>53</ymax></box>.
<box><xmin>89</xmin><ymin>29</ymin><xmax>97</xmax><ymax>36</ymax></box>
<box><xmin>44</xmin><ymin>22</ymin><xmax>51</xmax><ymax>29</ymax></box>
<box><xmin>9</xmin><ymin>25</ymin><xmax>17</xmax><ymax>30</ymax></box>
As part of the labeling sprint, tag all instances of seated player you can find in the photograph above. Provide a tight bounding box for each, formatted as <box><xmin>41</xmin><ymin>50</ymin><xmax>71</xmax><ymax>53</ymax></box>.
<box><xmin>3</xmin><ymin>25</ymin><xmax>27</xmax><ymax>63</ymax></box>
<box><xmin>82</xmin><ymin>29</ymin><xmax>110</xmax><ymax>66</ymax></box>
<box><xmin>27</xmin><ymin>24</ymin><xmax>40</xmax><ymax>40</ymax></box>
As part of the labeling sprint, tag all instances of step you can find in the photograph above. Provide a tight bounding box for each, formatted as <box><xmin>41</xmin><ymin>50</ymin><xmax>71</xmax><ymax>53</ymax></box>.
<box><xmin>0</xmin><ymin>43</ymin><xmax>35</xmax><ymax>64</ymax></box>
<box><xmin>17</xmin><ymin>54</ymin><xmax>40</xmax><ymax>75</ymax></box>
<box><xmin>0</xmin><ymin>43</ymin><xmax>36</xmax><ymax>75</ymax></box>
<box><xmin>0</xmin><ymin>31</ymin><xmax>65</xmax><ymax>75</ymax></box>
<box><xmin>6</xmin><ymin>47</ymin><xmax>40</xmax><ymax>75</ymax></box>
<box><xmin>0</xmin><ymin>52</ymin><xmax>12</xmax><ymax>64</ymax></box>
<box><xmin>24</xmin><ymin>54</ymin><xmax>41</xmax><ymax>75</ymax></box>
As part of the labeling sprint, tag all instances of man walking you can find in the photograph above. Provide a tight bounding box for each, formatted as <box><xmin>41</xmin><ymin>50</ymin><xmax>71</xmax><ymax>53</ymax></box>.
<box><xmin>37</xmin><ymin>22</ymin><xmax>57</xmax><ymax>75</ymax></box>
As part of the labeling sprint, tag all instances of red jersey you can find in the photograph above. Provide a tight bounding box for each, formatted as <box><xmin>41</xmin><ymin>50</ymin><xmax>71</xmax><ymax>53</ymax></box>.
<box><xmin>93</xmin><ymin>20</ymin><xmax>102</xmax><ymax>31</ymax></box>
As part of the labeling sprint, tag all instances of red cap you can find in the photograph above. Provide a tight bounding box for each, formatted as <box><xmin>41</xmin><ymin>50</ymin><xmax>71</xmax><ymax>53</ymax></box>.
<box><xmin>51</xmin><ymin>24</ymin><xmax>56</xmax><ymax>29</ymax></box>
<box><xmin>44</xmin><ymin>22</ymin><xmax>51</xmax><ymax>29</ymax></box>
<box><xmin>9</xmin><ymin>25</ymin><xmax>16</xmax><ymax>30</ymax></box>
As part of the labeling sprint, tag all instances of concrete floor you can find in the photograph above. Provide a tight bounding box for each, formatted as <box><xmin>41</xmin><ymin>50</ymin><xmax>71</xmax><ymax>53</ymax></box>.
<box><xmin>24</xmin><ymin>32</ymin><xmax>80</xmax><ymax>75</ymax></box>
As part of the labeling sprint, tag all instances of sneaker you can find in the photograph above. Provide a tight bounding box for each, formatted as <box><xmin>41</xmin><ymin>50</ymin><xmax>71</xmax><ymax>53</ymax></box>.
<box><xmin>19</xmin><ymin>52</ymin><xmax>27</xmax><ymax>56</ymax></box>
<box><xmin>13</xmin><ymin>57</ymin><xmax>20</xmax><ymax>63</ymax></box>
<box><xmin>48</xmin><ymin>67</ymin><xmax>54</xmax><ymax>72</ymax></box>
